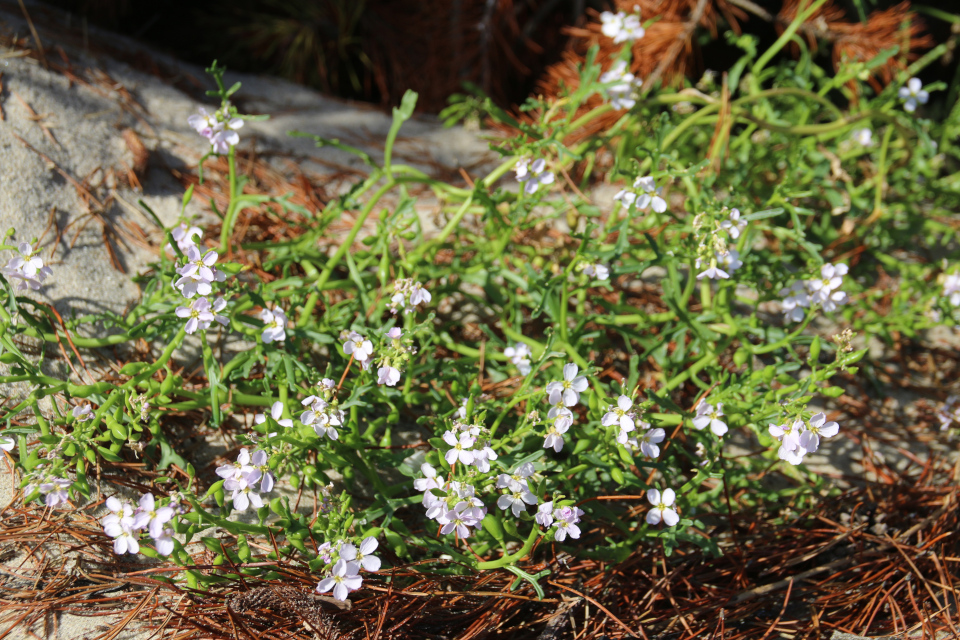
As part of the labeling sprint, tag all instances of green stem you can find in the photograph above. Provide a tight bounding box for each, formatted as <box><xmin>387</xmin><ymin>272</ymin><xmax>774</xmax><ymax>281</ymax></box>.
<box><xmin>476</xmin><ymin>525</ymin><xmax>541</xmax><ymax>570</ymax></box>
<box><xmin>219</xmin><ymin>147</ymin><xmax>239</xmax><ymax>252</ymax></box>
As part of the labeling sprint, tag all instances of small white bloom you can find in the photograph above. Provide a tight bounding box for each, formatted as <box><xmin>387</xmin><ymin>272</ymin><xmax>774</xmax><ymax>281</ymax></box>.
<box><xmin>852</xmin><ymin>128</ymin><xmax>873</xmax><ymax>146</ymax></box>
<box><xmin>377</xmin><ymin>365</ymin><xmax>401</xmax><ymax>387</ymax></box>
<box><xmin>645</xmin><ymin>488</ymin><xmax>679</xmax><ymax>526</ymax></box>
<box><xmin>798</xmin><ymin>412</ymin><xmax>840</xmax><ymax>454</ymax></box>
<box><xmin>316</xmin><ymin>559</ymin><xmax>363</xmax><ymax>602</ymax></box>
<box><xmin>898</xmin><ymin>77</ymin><xmax>929</xmax><ymax>113</ymax></box>
<box><xmin>543</xmin><ymin>414</ymin><xmax>571</xmax><ymax>452</ymax></box>
<box><xmin>719</xmin><ymin>209</ymin><xmax>746</xmax><ymax>239</ymax></box>
<box><xmin>545</xmin><ymin>363</ymin><xmax>588</xmax><ymax>407</ymax></box>
<box><xmin>0</xmin><ymin>435</ymin><xmax>14</xmax><ymax>452</ymax></box>
<box><xmin>515</xmin><ymin>158</ymin><xmax>555</xmax><ymax>195</ymax></box>
<box><xmin>504</xmin><ymin>343</ymin><xmax>532</xmax><ymax>375</ymax></box>
<box><xmin>583</xmin><ymin>263</ymin><xmax>610</xmax><ymax>280</ymax></box>
<box><xmin>260</xmin><ymin>307</ymin><xmax>288</xmax><ymax>343</ymax></box>
<box><xmin>442</xmin><ymin>430</ymin><xmax>476</xmax><ymax>465</ymax></box>
<box><xmin>2</xmin><ymin>242</ymin><xmax>53</xmax><ymax>291</ymax></box>
<box><xmin>692</xmin><ymin>402</ymin><xmax>728</xmax><ymax>437</ymax></box>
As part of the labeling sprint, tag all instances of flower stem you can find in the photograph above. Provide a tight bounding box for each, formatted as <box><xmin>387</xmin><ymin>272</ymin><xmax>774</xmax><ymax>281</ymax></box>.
<box><xmin>476</xmin><ymin>524</ymin><xmax>541</xmax><ymax>570</ymax></box>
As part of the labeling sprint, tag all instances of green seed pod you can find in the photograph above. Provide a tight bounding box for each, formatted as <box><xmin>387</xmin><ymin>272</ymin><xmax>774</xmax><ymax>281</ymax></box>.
<box><xmin>808</xmin><ymin>336</ymin><xmax>821</xmax><ymax>363</ymax></box>
<box><xmin>733</xmin><ymin>348</ymin><xmax>750</xmax><ymax>367</ymax></box>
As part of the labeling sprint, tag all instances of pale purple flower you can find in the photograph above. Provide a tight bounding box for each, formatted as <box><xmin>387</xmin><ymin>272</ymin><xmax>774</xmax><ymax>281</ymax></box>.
<box><xmin>39</xmin><ymin>478</ymin><xmax>71</xmax><ymax>507</ymax></box>
<box><xmin>852</xmin><ymin>128</ymin><xmax>873</xmax><ymax>146</ymax></box>
<box><xmin>899</xmin><ymin>77</ymin><xmax>928</xmax><ymax>113</ymax></box>
<box><xmin>515</xmin><ymin>158</ymin><xmax>556</xmax><ymax>195</ymax></box>
<box><xmin>260</xmin><ymin>307</ymin><xmax>287</xmax><ymax>343</ymax></box>
<box><xmin>132</xmin><ymin>493</ymin><xmax>175</xmax><ymax>539</ymax></box>
<box><xmin>692</xmin><ymin>402</ymin><xmax>728</xmax><ymax>437</ymax></box>
<box><xmin>72</xmin><ymin>405</ymin><xmax>94</xmax><ymax>422</ymax></box>
<box><xmin>551</xmin><ymin>505</ymin><xmax>583</xmax><ymax>541</ymax></box>
<box><xmin>341</xmin><ymin>536</ymin><xmax>381</xmax><ymax>572</ymax></box>
<box><xmin>216</xmin><ymin>448</ymin><xmax>254</xmax><ymax>482</ymax></box>
<box><xmin>798</xmin><ymin>412</ymin><xmax>840</xmax><ymax>454</ymax></box>
<box><xmin>438</xmin><ymin>502</ymin><xmax>482</xmax><ymax>538</ymax></box>
<box><xmin>153</xmin><ymin>527</ymin><xmax>175</xmax><ymax>555</ymax></box>
<box><xmin>536</xmin><ymin>501</ymin><xmax>554</xmax><ymax>527</ymax></box>
<box><xmin>386</xmin><ymin>327</ymin><xmax>403</xmax><ymax>340</ymax></box>
<box><xmin>225</xmin><ymin>470</ymin><xmax>264</xmax><ymax>512</ymax></box>
<box><xmin>943</xmin><ymin>274</ymin><xmax>960</xmax><ymax>307</ymax></box>
<box><xmin>169</xmin><ymin>222</ymin><xmax>203</xmax><ymax>253</ymax></box>
<box><xmin>769</xmin><ymin>419</ymin><xmax>806</xmax><ymax>465</ymax></box>
<box><xmin>645</xmin><ymin>488</ymin><xmax>679</xmax><ymax>526</ymax></box>
<box><xmin>497</xmin><ymin>489</ymin><xmax>538</xmax><ymax>517</ymax></box>
<box><xmin>2</xmin><ymin>242</ymin><xmax>53</xmax><ymax>291</ymax></box>
<box><xmin>251</xmin><ymin>449</ymin><xmax>275</xmax><ymax>493</ymax></box>
<box><xmin>937</xmin><ymin>396</ymin><xmax>960</xmax><ymax>431</ymax></box>
<box><xmin>104</xmin><ymin>518</ymin><xmax>139</xmax><ymax>555</ymax></box>
<box><xmin>176</xmin><ymin>296</ymin><xmax>219</xmax><ymax>334</ymax></box>
<box><xmin>545</xmin><ymin>363</ymin><xmax>588</xmax><ymax>407</ymax></box>
<box><xmin>316</xmin><ymin>559</ymin><xmax>362</xmax><ymax>602</ymax></box>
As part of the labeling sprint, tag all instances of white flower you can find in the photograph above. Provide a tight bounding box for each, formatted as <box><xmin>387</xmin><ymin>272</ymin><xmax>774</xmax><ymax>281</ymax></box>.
<box><xmin>719</xmin><ymin>209</ymin><xmax>746</xmax><ymax>239</ymax></box>
<box><xmin>496</xmin><ymin>462</ymin><xmax>535</xmax><ymax>492</ymax></box>
<box><xmin>377</xmin><ymin>365</ymin><xmax>401</xmax><ymax>387</ymax></box>
<box><xmin>255</xmin><ymin>401</ymin><xmax>293</xmax><ymax>430</ymax></box>
<box><xmin>260</xmin><ymin>307</ymin><xmax>287</xmax><ymax>343</ymax></box>
<box><xmin>250</xmin><ymin>449</ymin><xmax>275</xmax><ymax>493</ymax></box>
<box><xmin>634</xmin><ymin>176</ymin><xmax>667</xmax><ymax>213</ymax></box>
<box><xmin>414</xmin><ymin>463</ymin><xmax>445</xmax><ymax>492</ymax></box>
<box><xmin>602</xmin><ymin>395</ymin><xmax>636</xmax><ymax>431</ymax></box>
<box><xmin>504</xmin><ymin>343</ymin><xmax>532</xmax><ymax>375</ymax></box>
<box><xmin>692</xmin><ymin>402</ymin><xmax>728</xmax><ymax>437</ymax></box>
<box><xmin>341</xmin><ymin>536</ymin><xmax>381</xmax><ymax>572</ymax></box>
<box><xmin>545</xmin><ymin>363</ymin><xmax>588</xmax><ymax>407</ymax></box>
<box><xmin>646</xmin><ymin>488</ymin><xmax>679</xmax><ymax>526</ymax></box>
<box><xmin>343</xmin><ymin>331</ymin><xmax>373</xmax><ymax>361</ymax></box>
<box><xmin>176</xmin><ymin>296</ymin><xmax>216</xmax><ymax>334</ymax></box>
<box><xmin>515</xmin><ymin>158</ymin><xmax>556</xmax><ymax>195</ymax></box>
<box><xmin>599</xmin><ymin>60</ymin><xmax>641</xmax><ymax>110</ymax></box>
<box><xmin>583</xmin><ymin>263</ymin><xmax>610</xmax><ymax>280</ymax></box>
<box><xmin>621</xmin><ymin>426</ymin><xmax>665</xmax><ymax>458</ymax></box>
<box><xmin>316</xmin><ymin>559</ymin><xmax>362</xmax><ymax>602</ymax></box>
<box><xmin>153</xmin><ymin>527</ymin><xmax>175</xmax><ymax>555</ymax></box>
<box><xmin>104</xmin><ymin>518</ymin><xmax>139</xmax><ymax>555</ymax></box>
<box><xmin>544</xmin><ymin>414</ymin><xmax>572</xmax><ymax>452</ymax></box>
<box><xmin>224</xmin><ymin>469</ymin><xmax>264</xmax><ymax>511</ymax></box>
<box><xmin>769</xmin><ymin>419</ymin><xmax>806</xmax><ymax>465</ymax></box>
<box><xmin>2</xmin><ymin>242</ymin><xmax>52</xmax><ymax>291</ymax></box>
<box><xmin>189</xmin><ymin>106</ymin><xmax>244</xmax><ymax>154</ymax></box>
<box><xmin>599</xmin><ymin>8</ymin><xmax>644</xmax><ymax>43</ymax></box>
<box><xmin>536</xmin><ymin>501</ymin><xmax>554</xmax><ymax>527</ymax></box>
<box><xmin>799</xmin><ymin>412</ymin><xmax>840</xmax><ymax>454</ymax></box>
<box><xmin>780</xmin><ymin>282</ymin><xmax>810</xmax><ymax>322</ymax></box>
<box><xmin>0</xmin><ymin>435</ymin><xmax>14</xmax><ymax>452</ymax></box>
<box><xmin>442</xmin><ymin>430</ymin><xmax>476</xmax><ymax>465</ymax></box>
<box><xmin>696</xmin><ymin>262</ymin><xmax>730</xmax><ymax>281</ymax></box>
<box><xmin>852</xmin><ymin>128</ymin><xmax>873</xmax><ymax>146</ymax></box>
<box><xmin>898</xmin><ymin>77</ymin><xmax>929</xmax><ymax>113</ymax></box>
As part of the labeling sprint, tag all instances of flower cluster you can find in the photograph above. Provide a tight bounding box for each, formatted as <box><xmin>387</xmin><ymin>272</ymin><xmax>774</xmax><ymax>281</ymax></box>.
<box><xmin>769</xmin><ymin>412</ymin><xmax>840</xmax><ymax>465</ymax></box>
<box><xmin>535</xmin><ymin>501</ymin><xmax>584</xmax><ymax>541</ymax></box>
<box><xmin>692</xmin><ymin>401</ymin><xmax>728</xmax><ymax>437</ymax></box>
<box><xmin>599</xmin><ymin>60</ymin><xmax>642</xmax><ymax>111</ymax></box>
<box><xmin>504</xmin><ymin>342</ymin><xmax>532</xmax><ymax>375</ymax></box>
<box><xmin>496</xmin><ymin>463</ymin><xmax>537</xmax><ymax>517</ymax></box>
<box><xmin>614</xmin><ymin>176</ymin><xmax>667</xmax><ymax>213</ymax></box>
<box><xmin>102</xmin><ymin>493</ymin><xmax>178</xmax><ymax>555</ymax></box>
<box><xmin>898</xmin><ymin>77</ymin><xmax>928</xmax><ymax>113</ymax></box>
<box><xmin>315</xmin><ymin>537</ymin><xmax>381</xmax><ymax>601</ymax></box>
<box><xmin>442</xmin><ymin>420</ymin><xmax>498</xmax><ymax>472</ymax></box>
<box><xmin>188</xmin><ymin>105</ymin><xmax>244</xmax><ymax>155</ymax></box>
<box><xmin>603</xmin><ymin>396</ymin><xmax>665</xmax><ymax>458</ymax></box>
<box><xmin>599</xmin><ymin>6</ymin><xmax>645</xmax><ymax>44</ymax></box>
<box><xmin>300</xmin><ymin>379</ymin><xmax>345</xmax><ymax>440</ymax></box>
<box><xmin>2</xmin><ymin>242</ymin><xmax>52</xmax><ymax>291</ymax></box>
<box><xmin>780</xmin><ymin>263</ymin><xmax>849</xmax><ymax>323</ymax></box>
<box><xmin>388</xmin><ymin>278</ymin><xmax>432</xmax><ymax>315</ymax></box>
<box><xmin>542</xmin><ymin>363</ymin><xmax>588</xmax><ymax>452</ymax></box>
<box><xmin>173</xmin><ymin>241</ymin><xmax>231</xmax><ymax>335</ymax></box>
<box><xmin>515</xmin><ymin>158</ymin><xmax>555</xmax><ymax>195</ymax></box>
<box><xmin>342</xmin><ymin>326</ymin><xmax>418</xmax><ymax>387</ymax></box>
<box><xmin>216</xmin><ymin>448</ymin><xmax>275</xmax><ymax>511</ymax></box>
<box><xmin>416</xmin><ymin>463</ymin><xmax>488</xmax><ymax>539</ymax></box>
<box><xmin>936</xmin><ymin>396</ymin><xmax>960</xmax><ymax>431</ymax></box>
